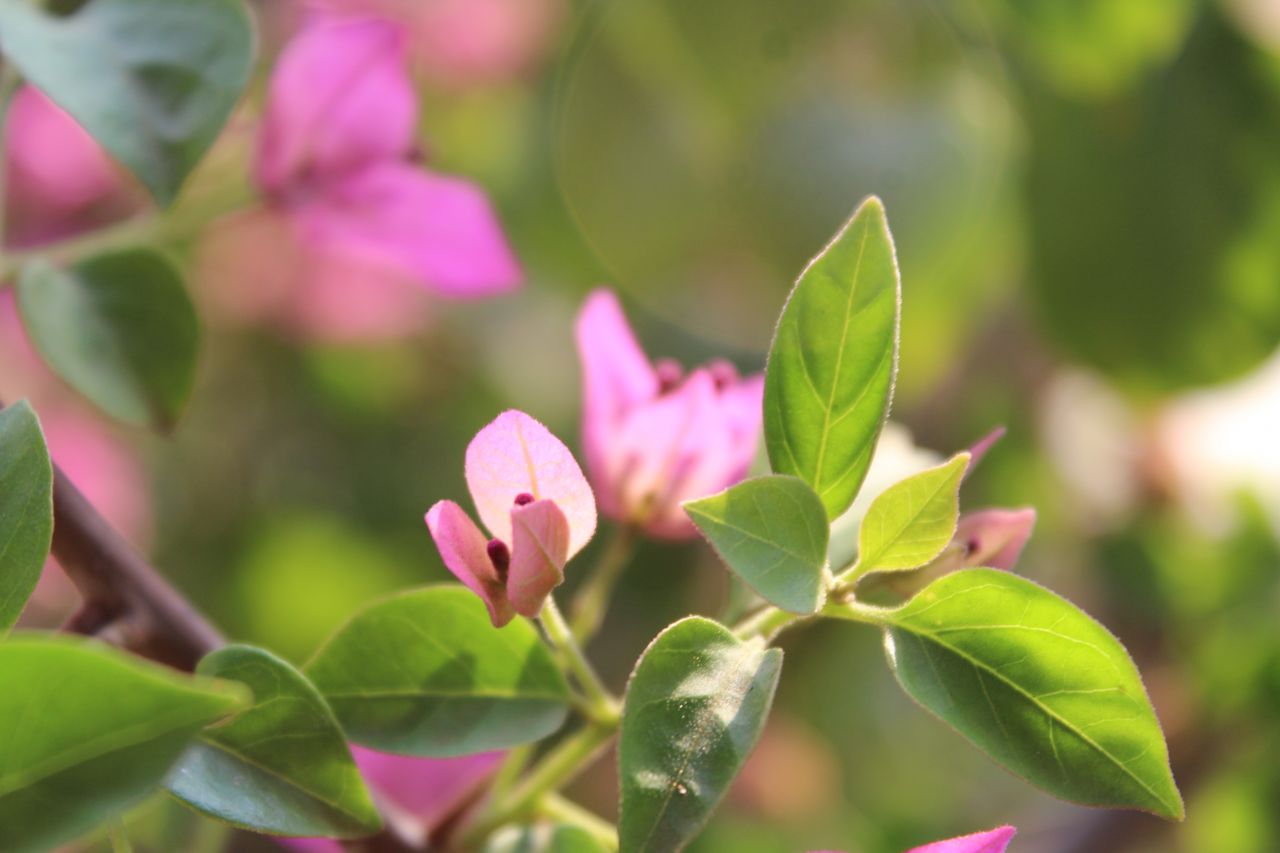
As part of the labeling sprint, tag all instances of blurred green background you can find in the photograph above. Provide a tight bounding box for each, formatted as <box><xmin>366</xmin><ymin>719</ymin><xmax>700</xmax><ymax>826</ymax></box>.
<box><xmin>26</xmin><ymin>0</ymin><xmax>1280</xmax><ymax>850</ymax></box>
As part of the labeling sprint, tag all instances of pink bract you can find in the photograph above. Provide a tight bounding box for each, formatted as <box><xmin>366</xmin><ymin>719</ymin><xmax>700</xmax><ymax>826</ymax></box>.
<box><xmin>427</xmin><ymin>410</ymin><xmax>596</xmax><ymax>626</ymax></box>
<box><xmin>575</xmin><ymin>289</ymin><xmax>763</xmax><ymax>539</ymax></box>
<box><xmin>810</xmin><ymin>824</ymin><xmax>1017</xmax><ymax>853</ymax></box>
<box><xmin>955</xmin><ymin>508</ymin><xmax>1037</xmax><ymax>571</ymax></box>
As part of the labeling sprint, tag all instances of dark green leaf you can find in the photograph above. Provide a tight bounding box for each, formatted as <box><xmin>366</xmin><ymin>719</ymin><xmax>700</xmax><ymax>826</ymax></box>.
<box><xmin>305</xmin><ymin>586</ymin><xmax>571</xmax><ymax>757</ymax></box>
<box><xmin>17</xmin><ymin>251</ymin><xmax>199</xmax><ymax>428</ymax></box>
<box><xmin>881</xmin><ymin>569</ymin><xmax>1183</xmax><ymax>819</ymax></box>
<box><xmin>619</xmin><ymin>617</ymin><xmax>782</xmax><ymax>852</ymax></box>
<box><xmin>764</xmin><ymin>196</ymin><xmax>900</xmax><ymax>520</ymax></box>
<box><xmin>484</xmin><ymin>823</ymin><xmax>612</xmax><ymax>853</ymax></box>
<box><xmin>0</xmin><ymin>635</ymin><xmax>248</xmax><ymax>853</ymax></box>
<box><xmin>166</xmin><ymin>645</ymin><xmax>382</xmax><ymax>837</ymax></box>
<box><xmin>684</xmin><ymin>475</ymin><xmax>828</xmax><ymax>614</ymax></box>
<box><xmin>0</xmin><ymin>401</ymin><xmax>53</xmax><ymax>635</ymax></box>
<box><xmin>0</xmin><ymin>0</ymin><xmax>255</xmax><ymax>204</ymax></box>
<box><xmin>848</xmin><ymin>452</ymin><xmax>969</xmax><ymax>580</ymax></box>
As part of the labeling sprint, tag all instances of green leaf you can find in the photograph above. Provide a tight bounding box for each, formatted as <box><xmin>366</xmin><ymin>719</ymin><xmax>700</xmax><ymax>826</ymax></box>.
<box><xmin>484</xmin><ymin>823</ymin><xmax>612</xmax><ymax>853</ymax></box>
<box><xmin>880</xmin><ymin>568</ymin><xmax>1183</xmax><ymax>819</ymax></box>
<box><xmin>763</xmin><ymin>196</ymin><xmax>900</xmax><ymax>520</ymax></box>
<box><xmin>166</xmin><ymin>645</ymin><xmax>382</xmax><ymax>837</ymax></box>
<box><xmin>17</xmin><ymin>251</ymin><xmax>199</xmax><ymax>429</ymax></box>
<box><xmin>684</xmin><ymin>475</ymin><xmax>829</xmax><ymax>614</ymax></box>
<box><xmin>847</xmin><ymin>452</ymin><xmax>969</xmax><ymax>580</ymax></box>
<box><xmin>0</xmin><ymin>0</ymin><xmax>255</xmax><ymax>204</ymax></box>
<box><xmin>619</xmin><ymin>617</ymin><xmax>782</xmax><ymax>852</ymax></box>
<box><xmin>305</xmin><ymin>586</ymin><xmax>571</xmax><ymax>757</ymax></box>
<box><xmin>0</xmin><ymin>635</ymin><xmax>248</xmax><ymax>853</ymax></box>
<box><xmin>0</xmin><ymin>401</ymin><xmax>53</xmax><ymax>635</ymax></box>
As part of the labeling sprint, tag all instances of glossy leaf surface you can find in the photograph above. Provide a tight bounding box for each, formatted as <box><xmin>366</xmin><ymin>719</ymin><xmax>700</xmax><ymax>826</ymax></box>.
<box><xmin>881</xmin><ymin>569</ymin><xmax>1183</xmax><ymax>819</ymax></box>
<box><xmin>0</xmin><ymin>636</ymin><xmax>247</xmax><ymax>853</ymax></box>
<box><xmin>0</xmin><ymin>0</ymin><xmax>254</xmax><ymax>204</ymax></box>
<box><xmin>306</xmin><ymin>586</ymin><xmax>571</xmax><ymax>757</ymax></box>
<box><xmin>166</xmin><ymin>645</ymin><xmax>381</xmax><ymax>837</ymax></box>
<box><xmin>685</xmin><ymin>475</ymin><xmax>828</xmax><ymax>614</ymax></box>
<box><xmin>764</xmin><ymin>196</ymin><xmax>900</xmax><ymax>520</ymax></box>
<box><xmin>0</xmin><ymin>401</ymin><xmax>53</xmax><ymax>635</ymax></box>
<box><xmin>619</xmin><ymin>617</ymin><xmax>782</xmax><ymax>851</ymax></box>
<box><xmin>17</xmin><ymin>252</ymin><xmax>199</xmax><ymax>429</ymax></box>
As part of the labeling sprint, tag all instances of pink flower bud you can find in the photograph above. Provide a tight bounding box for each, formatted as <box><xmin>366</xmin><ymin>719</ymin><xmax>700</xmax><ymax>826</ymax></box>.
<box><xmin>426</xmin><ymin>410</ymin><xmax>596</xmax><ymax>625</ymax></box>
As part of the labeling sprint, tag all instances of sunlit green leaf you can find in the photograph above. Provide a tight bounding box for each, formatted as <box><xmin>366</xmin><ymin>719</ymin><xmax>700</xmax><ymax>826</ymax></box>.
<box><xmin>0</xmin><ymin>401</ymin><xmax>53</xmax><ymax>635</ymax></box>
<box><xmin>305</xmin><ymin>586</ymin><xmax>571</xmax><ymax>757</ymax></box>
<box><xmin>484</xmin><ymin>823</ymin><xmax>612</xmax><ymax>853</ymax></box>
<box><xmin>0</xmin><ymin>635</ymin><xmax>248</xmax><ymax>853</ymax></box>
<box><xmin>166</xmin><ymin>645</ymin><xmax>382</xmax><ymax>837</ymax></box>
<box><xmin>17</xmin><ymin>251</ymin><xmax>199</xmax><ymax>429</ymax></box>
<box><xmin>847</xmin><ymin>453</ymin><xmax>969</xmax><ymax>580</ymax></box>
<box><xmin>0</xmin><ymin>0</ymin><xmax>255</xmax><ymax>204</ymax></box>
<box><xmin>764</xmin><ymin>196</ymin><xmax>900</xmax><ymax>520</ymax></box>
<box><xmin>685</xmin><ymin>475</ymin><xmax>828</xmax><ymax>614</ymax></box>
<box><xmin>619</xmin><ymin>617</ymin><xmax>782</xmax><ymax>852</ymax></box>
<box><xmin>879</xmin><ymin>569</ymin><xmax>1183</xmax><ymax>819</ymax></box>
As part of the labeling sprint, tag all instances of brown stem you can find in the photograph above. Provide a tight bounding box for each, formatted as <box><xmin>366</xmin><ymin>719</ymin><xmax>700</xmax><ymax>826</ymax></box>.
<box><xmin>50</xmin><ymin>464</ymin><xmax>224</xmax><ymax>670</ymax></box>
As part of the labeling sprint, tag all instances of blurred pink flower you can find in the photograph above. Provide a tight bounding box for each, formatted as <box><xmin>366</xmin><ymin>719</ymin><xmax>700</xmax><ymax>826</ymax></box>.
<box><xmin>426</xmin><ymin>410</ymin><xmax>597</xmax><ymax>626</ymax></box>
<box><xmin>575</xmin><ymin>289</ymin><xmax>763</xmax><ymax>540</ymax></box>
<box><xmin>201</xmin><ymin>13</ymin><xmax>521</xmax><ymax>342</ymax></box>
<box><xmin>2</xmin><ymin>85</ymin><xmax>140</xmax><ymax>250</ymax></box>
<box><xmin>309</xmin><ymin>0</ymin><xmax>563</xmax><ymax>89</ymax></box>
<box><xmin>812</xmin><ymin>825</ymin><xmax>1017</xmax><ymax>853</ymax></box>
<box><xmin>283</xmin><ymin>747</ymin><xmax>502</xmax><ymax>850</ymax></box>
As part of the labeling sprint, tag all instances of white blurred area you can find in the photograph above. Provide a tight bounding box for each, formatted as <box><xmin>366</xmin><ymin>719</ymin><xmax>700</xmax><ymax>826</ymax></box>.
<box><xmin>1041</xmin><ymin>349</ymin><xmax>1280</xmax><ymax>539</ymax></box>
<box><xmin>1157</xmin><ymin>348</ymin><xmax>1280</xmax><ymax>536</ymax></box>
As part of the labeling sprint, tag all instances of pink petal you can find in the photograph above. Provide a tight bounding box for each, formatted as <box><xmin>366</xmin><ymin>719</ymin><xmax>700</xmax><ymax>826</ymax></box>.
<box><xmin>464</xmin><ymin>410</ymin><xmax>596</xmax><ymax>558</ymax></box>
<box><xmin>256</xmin><ymin>16</ymin><xmax>416</xmax><ymax>194</ymax></box>
<box><xmin>197</xmin><ymin>207</ymin><xmax>431</xmax><ymax>342</ymax></box>
<box><xmin>292</xmin><ymin>164</ymin><xmax>522</xmax><ymax>297</ymax></box>
<box><xmin>575</xmin><ymin>289</ymin><xmax>659</xmax><ymax>498</ymax></box>
<box><xmin>904</xmin><ymin>825</ymin><xmax>1017</xmax><ymax>853</ymax></box>
<box><xmin>506</xmin><ymin>498</ymin><xmax>570</xmax><ymax>617</ymax></box>
<box><xmin>955</xmin><ymin>508</ymin><xmax>1036</xmax><ymax>571</ymax></box>
<box><xmin>280</xmin><ymin>747</ymin><xmax>503</xmax><ymax>852</ymax></box>
<box><xmin>425</xmin><ymin>500</ymin><xmax>515</xmax><ymax>627</ymax></box>
<box><xmin>609</xmin><ymin>370</ymin><xmax>729</xmax><ymax>539</ymax></box>
<box><xmin>3</xmin><ymin>86</ymin><xmax>139</xmax><ymax>249</ymax></box>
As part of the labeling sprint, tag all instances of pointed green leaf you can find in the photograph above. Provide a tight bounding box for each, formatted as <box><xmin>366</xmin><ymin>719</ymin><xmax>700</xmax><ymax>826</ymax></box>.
<box><xmin>764</xmin><ymin>196</ymin><xmax>900</xmax><ymax>520</ymax></box>
<box><xmin>881</xmin><ymin>569</ymin><xmax>1183</xmax><ymax>819</ymax></box>
<box><xmin>305</xmin><ymin>586</ymin><xmax>571</xmax><ymax>757</ymax></box>
<box><xmin>684</xmin><ymin>475</ymin><xmax>828</xmax><ymax>614</ymax></box>
<box><xmin>166</xmin><ymin>645</ymin><xmax>382</xmax><ymax>837</ymax></box>
<box><xmin>17</xmin><ymin>251</ymin><xmax>199</xmax><ymax>429</ymax></box>
<box><xmin>484</xmin><ymin>823</ymin><xmax>612</xmax><ymax>853</ymax></box>
<box><xmin>619</xmin><ymin>617</ymin><xmax>782</xmax><ymax>852</ymax></box>
<box><xmin>0</xmin><ymin>401</ymin><xmax>53</xmax><ymax>635</ymax></box>
<box><xmin>848</xmin><ymin>452</ymin><xmax>969</xmax><ymax>580</ymax></box>
<box><xmin>0</xmin><ymin>635</ymin><xmax>248</xmax><ymax>853</ymax></box>
<box><xmin>0</xmin><ymin>0</ymin><xmax>255</xmax><ymax>204</ymax></box>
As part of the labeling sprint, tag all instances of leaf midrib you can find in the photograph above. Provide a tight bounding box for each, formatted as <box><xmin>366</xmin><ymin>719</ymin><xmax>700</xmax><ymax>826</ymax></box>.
<box><xmin>891</xmin><ymin>620</ymin><xmax>1172</xmax><ymax>814</ymax></box>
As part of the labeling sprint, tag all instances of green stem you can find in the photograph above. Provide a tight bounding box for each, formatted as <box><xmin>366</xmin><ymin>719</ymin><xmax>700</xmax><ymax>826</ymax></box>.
<box><xmin>540</xmin><ymin>597</ymin><xmax>620</xmax><ymax>724</ymax></box>
<box><xmin>569</xmin><ymin>525</ymin><xmax>636</xmax><ymax>643</ymax></box>
<box><xmin>0</xmin><ymin>61</ymin><xmax>23</xmax><ymax>255</ymax></box>
<box><xmin>732</xmin><ymin>595</ymin><xmax>891</xmax><ymax>641</ymax></box>
<box><xmin>489</xmin><ymin>743</ymin><xmax>534</xmax><ymax>799</ymax></box>
<box><xmin>539</xmin><ymin>794</ymin><xmax>619</xmax><ymax>850</ymax></box>
<box><xmin>461</xmin><ymin>722</ymin><xmax>617</xmax><ymax>846</ymax></box>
